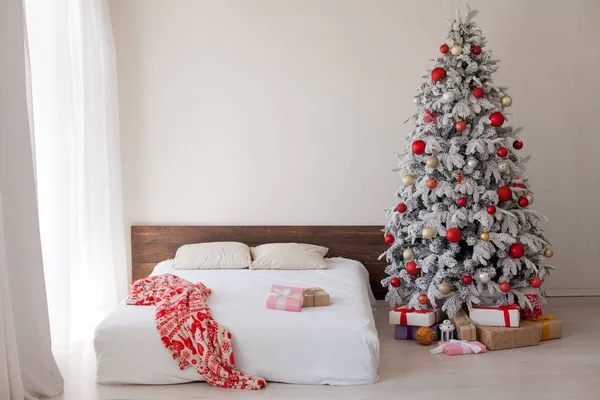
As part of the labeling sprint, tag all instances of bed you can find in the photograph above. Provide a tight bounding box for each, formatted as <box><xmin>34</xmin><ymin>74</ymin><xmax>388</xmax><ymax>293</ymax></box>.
<box><xmin>94</xmin><ymin>226</ymin><xmax>385</xmax><ymax>386</ymax></box>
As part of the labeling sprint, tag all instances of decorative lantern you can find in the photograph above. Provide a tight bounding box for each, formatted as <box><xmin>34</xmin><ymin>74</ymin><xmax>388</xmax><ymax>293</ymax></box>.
<box><xmin>439</xmin><ymin>319</ymin><xmax>456</xmax><ymax>341</ymax></box>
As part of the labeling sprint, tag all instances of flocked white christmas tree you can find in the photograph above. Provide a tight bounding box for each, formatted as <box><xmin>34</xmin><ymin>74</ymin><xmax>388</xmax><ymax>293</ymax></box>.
<box><xmin>381</xmin><ymin>8</ymin><xmax>555</xmax><ymax>318</ymax></box>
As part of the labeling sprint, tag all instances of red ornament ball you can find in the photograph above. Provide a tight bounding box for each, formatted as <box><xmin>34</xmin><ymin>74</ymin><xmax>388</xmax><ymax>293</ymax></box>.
<box><xmin>509</xmin><ymin>243</ymin><xmax>525</xmax><ymax>258</ymax></box>
<box><xmin>462</xmin><ymin>275</ymin><xmax>473</xmax><ymax>285</ymax></box>
<box><xmin>497</xmin><ymin>186</ymin><xmax>512</xmax><ymax>202</ymax></box>
<box><xmin>497</xmin><ymin>147</ymin><xmax>508</xmax><ymax>158</ymax></box>
<box><xmin>473</xmin><ymin>87</ymin><xmax>485</xmax><ymax>98</ymax></box>
<box><xmin>487</xmin><ymin>205</ymin><xmax>497</xmax><ymax>215</ymax></box>
<box><xmin>412</xmin><ymin>140</ymin><xmax>426</xmax><ymax>155</ymax></box>
<box><xmin>446</xmin><ymin>227</ymin><xmax>462</xmax><ymax>243</ymax></box>
<box><xmin>514</xmin><ymin>182</ymin><xmax>526</xmax><ymax>188</ymax></box>
<box><xmin>472</xmin><ymin>45</ymin><xmax>482</xmax><ymax>55</ymax></box>
<box><xmin>406</xmin><ymin>261</ymin><xmax>421</xmax><ymax>277</ymax></box>
<box><xmin>417</xmin><ymin>294</ymin><xmax>429</xmax><ymax>305</ymax></box>
<box><xmin>489</xmin><ymin>112</ymin><xmax>505</xmax><ymax>127</ymax></box>
<box><xmin>396</xmin><ymin>203</ymin><xmax>407</xmax><ymax>213</ymax></box>
<box><xmin>530</xmin><ymin>277</ymin><xmax>542</xmax><ymax>288</ymax></box>
<box><xmin>431</xmin><ymin>67</ymin><xmax>447</xmax><ymax>82</ymax></box>
<box><xmin>456</xmin><ymin>120</ymin><xmax>467</xmax><ymax>131</ymax></box>
<box><xmin>440</xmin><ymin>44</ymin><xmax>449</xmax><ymax>54</ymax></box>
<box><xmin>384</xmin><ymin>234</ymin><xmax>395</xmax><ymax>245</ymax></box>
<box><xmin>427</xmin><ymin>178</ymin><xmax>438</xmax><ymax>189</ymax></box>
<box><xmin>390</xmin><ymin>277</ymin><xmax>401</xmax><ymax>288</ymax></box>
<box><xmin>513</xmin><ymin>140</ymin><xmax>523</xmax><ymax>150</ymax></box>
<box><xmin>457</xmin><ymin>197</ymin><xmax>467</xmax><ymax>207</ymax></box>
<box><xmin>518</xmin><ymin>197</ymin><xmax>529</xmax><ymax>208</ymax></box>
<box><xmin>499</xmin><ymin>282</ymin><xmax>512</xmax><ymax>293</ymax></box>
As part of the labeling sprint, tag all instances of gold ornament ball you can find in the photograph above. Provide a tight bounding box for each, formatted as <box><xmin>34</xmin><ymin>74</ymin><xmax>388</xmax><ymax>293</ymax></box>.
<box><xmin>544</xmin><ymin>249</ymin><xmax>554</xmax><ymax>258</ymax></box>
<box><xmin>501</xmin><ymin>95</ymin><xmax>513</xmax><ymax>107</ymax></box>
<box><xmin>450</xmin><ymin>43</ymin><xmax>463</xmax><ymax>56</ymax></box>
<box><xmin>426</xmin><ymin>155</ymin><xmax>439</xmax><ymax>168</ymax></box>
<box><xmin>438</xmin><ymin>281</ymin><xmax>452</xmax><ymax>295</ymax></box>
<box><xmin>416</xmin><ymin>326</ymin><xmax>436</xmax><ymax>345</ymax></box>
<box><xmin>403</xmin><ymin>248</ymin><xmax>415</xmax><ymax>261</ymax></box>
<box><xmin>422</xmin><ymin>227</ymin><xmax>436</xmax><ymax>239</ymax></box>
<box><xmin>480</xmin><ymin>232</ymin><xmax>490</xmax><ymax>241</ymax></box>
<box><xmin>402</xmin><ymin>174</ymin><xmax>415</xmax><ymax>187</ymax></box>
<box><xmin>525</xmin><ymin>193</ymin><xmax>534</xmax><ymax>205</ymax></box>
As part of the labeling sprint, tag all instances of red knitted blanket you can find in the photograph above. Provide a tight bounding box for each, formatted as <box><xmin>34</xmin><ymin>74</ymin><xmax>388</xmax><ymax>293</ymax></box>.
<box><xmin>127</xmin><ymin>274</ymin><xmax>266</xmax><ymax>389</ymax></box>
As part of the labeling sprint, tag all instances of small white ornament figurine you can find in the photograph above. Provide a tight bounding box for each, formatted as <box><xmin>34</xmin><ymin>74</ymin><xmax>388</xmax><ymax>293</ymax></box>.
<box><xmin>439</xmin><ymin>319</ymin><xmax>456</xmax><ymax>341</ymax></box>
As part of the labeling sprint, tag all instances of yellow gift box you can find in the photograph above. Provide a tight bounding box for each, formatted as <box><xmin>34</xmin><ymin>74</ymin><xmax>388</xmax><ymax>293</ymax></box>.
<box><xmin>521</xmin><ymin>316</ymin><xmax>562</xmax><ymax>341</ymax></box>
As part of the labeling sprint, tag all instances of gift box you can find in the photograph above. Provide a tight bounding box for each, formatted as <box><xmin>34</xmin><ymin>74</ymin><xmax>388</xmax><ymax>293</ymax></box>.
<box><xmin>389</xmin><ymin>307</ymin><xmax>445</xmax><ymax>327</ymax></box>
<box><xmin>451</xmin><ymin>309</ymin><xmax>477</xmax><ymax>341</ymax></box>
<box><xmin>469</xmin><ymin>304</ymin><xmax>520</xmax><ymax>327</ymax></box>
<box><xmin>520</xmin><ymin>292</ymin><xmax>543</xmax><ymax>320</ymax></box>
<box><xmin>266</xmin><ymin>285</ymin><xmax>304</xmax><ymax>312</ymax></box>
<box><xmin>430</xmin><ymin>340</ymin><xmax>486</xmax><ymax>355</ymax></box>
<box><xmin>521</xmin><ymin>316</ymin><xmax>562</xmax><ymax>341</ymax></box>
<box><xmin>476</xmin><ymin>323</ymin><xmax>540</xmax><ymax>351</ymax></box>
<box><xmin>302</xmin><ymin>287</ymin><xmax>330</xmax><ymax>307</ymax></box>
<box><xmin>394</xmin><ymin>324</ymin><xmax>439</xmax><ymax>340</ymax></box>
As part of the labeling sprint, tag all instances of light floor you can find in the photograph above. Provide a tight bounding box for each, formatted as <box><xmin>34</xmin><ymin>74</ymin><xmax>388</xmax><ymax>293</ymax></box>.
<box><xmin>48</xmin><ymin>297</ymin><xmax>599</xmax><ymax>400</ymax></box>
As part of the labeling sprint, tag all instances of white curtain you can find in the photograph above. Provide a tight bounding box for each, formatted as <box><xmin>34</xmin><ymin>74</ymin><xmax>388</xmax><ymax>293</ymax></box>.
<box><xmin>24</xmin><ymin>0</ymin><xmax>128</xmax><ymax>348</ymax></box>
<box><xmin>0</xmin><ymin>0</ymin><xmax>64</xmax><ymax>398</ymax></box>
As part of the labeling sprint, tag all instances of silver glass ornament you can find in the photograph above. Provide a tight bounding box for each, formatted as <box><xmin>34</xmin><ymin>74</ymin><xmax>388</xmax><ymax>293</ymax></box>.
<box><xmin>467</xmin><ymin>158</ymin><xmax>478</xmax><ymax>168</ymax></box>
<box><xmin>442</xmin><ymin>92</ymin><xmax>455</xmax><ymax>103</ymax></box>
<box><xmin>478</xmin><ymin>271</ymin><xmax>491</xmax><ymax>284</ymax></box>
<box><xmin>497</xmin><ymin>162</ymin><xmax>509</xmax><ymax>173</ymax></box>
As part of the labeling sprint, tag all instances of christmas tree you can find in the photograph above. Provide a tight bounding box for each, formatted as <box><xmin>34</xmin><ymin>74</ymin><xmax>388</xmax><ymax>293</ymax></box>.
<box><xmin>382</xmin><ymin>8</ymin><xmax>555</xmax><ymax>318</ymax></box>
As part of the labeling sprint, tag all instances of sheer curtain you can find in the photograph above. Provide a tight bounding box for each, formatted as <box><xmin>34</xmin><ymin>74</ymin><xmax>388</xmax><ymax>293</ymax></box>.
<box><xmin>0</xmin><ymin>0</ymin><xmax>63</xmax><ymax>398</ymax></box>
<box><xmin>24</xmin><ymin>0</ymin><xmax>128</xmax><ymax>348</ymax></box>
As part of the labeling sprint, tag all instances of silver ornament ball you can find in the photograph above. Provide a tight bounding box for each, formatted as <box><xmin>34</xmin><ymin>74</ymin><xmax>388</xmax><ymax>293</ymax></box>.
<box><xmin>402</xmin><ymin>174</ymin><xmax>415</xmax><ymax>187</ymax></box>
<box><xmin>442</xmin><ymin>92</ymin><xmax>456</xmax><ymax>103</ymax></box>
<box><xmin>422</xmin><ymin>227</ymin><xmax>436</xmax><ymax>239</ymax></box>
<box><xmin>426</xmin><ymin>155</ymin><xmax>439</xmax><ymax>169</ymax></box>
<box><xmin>497</xmin><ymin>162</ymin><xmax>509</xmax><ymax>173</ymax></box>
<box><xmin>478</xmin><ymin>271</ymin><xmax>491</xmax><ymax>284</ymax></box>
<box><xmin>450</xmin><ymin>43</ymin><xmax>463</xmax><ymax>56</ymax></box>
<box><xmin>525</xmin><ymin>193</ymin><xmax>534</xmax><ymax>205</ymax></box>
<box><xmin>438</xmin><ymin>281</ymin><xmax>452</xmax><ymax>295</ymax></box>
<box><xmin>403</xmin><ymin>248</ymin><xmax>415</xmax><ymax>261</ymax></box>
<box><xmin>413</xmin><ymin>96</ymin><xmax>420</xmax><ymax>104</ymax></box>
<box><xmin>467</xmin><ymin>158</ymin><xmax>479</xmax><ymax>168</ymax></box>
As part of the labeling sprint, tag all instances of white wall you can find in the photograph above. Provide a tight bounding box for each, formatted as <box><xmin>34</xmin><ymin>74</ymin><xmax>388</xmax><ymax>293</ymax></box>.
<box><xmin>110</xmin><ymin>0</ymin><xmax>600</xmax><ymax>293</ymax></box>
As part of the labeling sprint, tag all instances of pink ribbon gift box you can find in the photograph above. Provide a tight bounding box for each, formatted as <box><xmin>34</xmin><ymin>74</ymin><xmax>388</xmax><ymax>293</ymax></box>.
<box><xmin>266</xmin><ymin>285</ymin><xmax>304</xmax><ymax>312</ymax></box>
<box><xmin>430</xmin><ymin>340</ymin><xmax>487</xmax><ymax>356</ymax></box>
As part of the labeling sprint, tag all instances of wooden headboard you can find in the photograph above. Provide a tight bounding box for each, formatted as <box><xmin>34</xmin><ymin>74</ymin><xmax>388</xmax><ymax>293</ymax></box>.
<box><xmin>132</xmin><ymin>225</ymin><xmax>388</xmax><ymax>299</ymax></box>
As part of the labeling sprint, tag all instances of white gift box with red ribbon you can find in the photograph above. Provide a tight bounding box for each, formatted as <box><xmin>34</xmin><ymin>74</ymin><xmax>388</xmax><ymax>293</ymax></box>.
<box><xmin>388</xmin><ymin>307</ymin><xmax>445</xmax><ymax>327</ymax></box>
<box><xmin>469</xmin><ymin>304</ymin><xmax>520</xmax><ymax>327</ymax></box>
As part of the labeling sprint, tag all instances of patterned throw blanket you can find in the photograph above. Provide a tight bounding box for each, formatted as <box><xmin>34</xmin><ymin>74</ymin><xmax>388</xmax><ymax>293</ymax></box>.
<box><xmin>127</xmin><ymin>274</ymin><xmax>266</xmax><ymax>389</ymax></box>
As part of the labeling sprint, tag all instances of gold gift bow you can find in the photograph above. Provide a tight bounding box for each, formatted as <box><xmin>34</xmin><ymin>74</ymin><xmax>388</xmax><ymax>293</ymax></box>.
<box><xmin>529</xmin><ymin>316</ymin><xmax>555</xmax><ymax>340</ymax></box>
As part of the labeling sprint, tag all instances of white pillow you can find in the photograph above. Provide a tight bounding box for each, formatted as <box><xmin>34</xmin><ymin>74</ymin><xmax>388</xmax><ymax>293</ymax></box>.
<box><xmin>250</xmin><ymin>243</ymin><xmax>328</xmax><ymax>270</ymax></box>
<box><xmin>172</xmin><ymin>242</ymin><xmax>251</xmax><ymax>269</ymax></box>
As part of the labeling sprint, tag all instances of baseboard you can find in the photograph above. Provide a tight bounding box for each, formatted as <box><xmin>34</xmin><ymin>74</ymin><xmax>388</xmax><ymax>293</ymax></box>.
<box><xmin>545</xmin><ymin>289</ymin><xmax>600</xmax><ymax>297</ymax></box>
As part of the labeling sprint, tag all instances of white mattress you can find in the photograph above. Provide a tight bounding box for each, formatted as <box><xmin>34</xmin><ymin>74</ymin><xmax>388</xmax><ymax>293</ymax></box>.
<box><xmin>94</xmin><ymin>257</ymin><xmax>380</xmax><ymax>385</ymax></box>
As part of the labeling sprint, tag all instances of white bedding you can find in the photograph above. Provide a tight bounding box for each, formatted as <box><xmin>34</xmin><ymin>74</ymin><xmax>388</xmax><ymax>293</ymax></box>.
<box><xmin>94</xmin><ymin>257</ymin><xmax>380</xmax><ymax>385</ymax></box>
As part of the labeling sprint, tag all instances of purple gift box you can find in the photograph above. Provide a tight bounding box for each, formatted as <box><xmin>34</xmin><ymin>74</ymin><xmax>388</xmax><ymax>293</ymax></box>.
<box><xmin>394</xmin><ymin>324</ymin><xmax>439</xmax><ymax>340</ymax></box>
